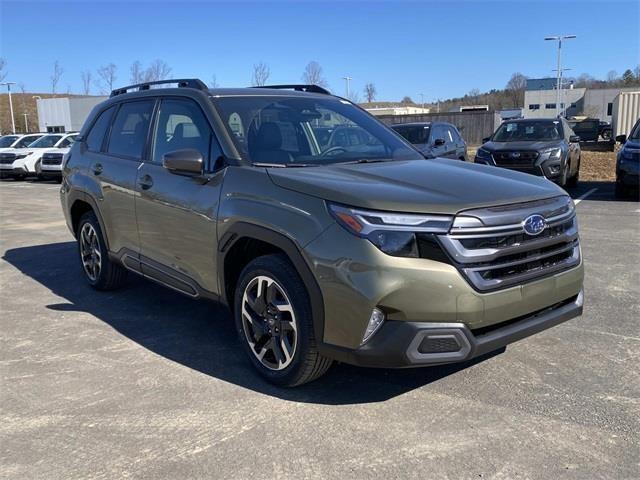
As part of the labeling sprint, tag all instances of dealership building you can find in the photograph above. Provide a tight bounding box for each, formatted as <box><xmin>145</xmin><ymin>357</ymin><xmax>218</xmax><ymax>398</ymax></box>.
<box><xmin>36</xmin><ymin>96</ymin><xmax>107</xmax><ymax>133</ymax></box>
<box><xmin>524</xmin><ymin>78</ymin><xmax>637</xmax><ymax>122</ymax></box>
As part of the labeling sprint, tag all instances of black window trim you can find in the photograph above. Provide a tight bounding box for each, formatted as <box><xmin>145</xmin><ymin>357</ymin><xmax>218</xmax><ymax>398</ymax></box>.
<box><xmin>148</xmin><ymin>95</ymin><xmax>225</xmax><ymax>173</ymax></box>
<box><xmin>84</xmin><ymin>105</ymin><xmax>117</xmax><ymax>154</ymax></box>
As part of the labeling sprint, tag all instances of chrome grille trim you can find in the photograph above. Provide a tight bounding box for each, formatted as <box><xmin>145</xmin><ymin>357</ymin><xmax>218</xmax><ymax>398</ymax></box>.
<box><xmin>439</xmin><ymin>196</ymin><xmax>580</xmax><ymax>292</ymax></box>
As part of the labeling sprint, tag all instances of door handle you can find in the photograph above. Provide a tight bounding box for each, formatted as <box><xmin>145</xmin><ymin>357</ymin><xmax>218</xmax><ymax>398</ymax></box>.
<box><xmin>138</xmin><ymin>174</ymin><xmax>153</xmax><ymax>190</ymax></box>
<box><xmin>92</xmin><ymin>163</ymin><xmax>103</xmax><ymax>175</ymax></box>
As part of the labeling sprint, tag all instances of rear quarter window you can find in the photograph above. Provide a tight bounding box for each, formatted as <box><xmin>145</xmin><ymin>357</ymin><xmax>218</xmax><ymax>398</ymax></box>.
<box><xmin>86</xmin><ymin>106</ymin><xmax>116</xmax><ymax>152</ymax></box>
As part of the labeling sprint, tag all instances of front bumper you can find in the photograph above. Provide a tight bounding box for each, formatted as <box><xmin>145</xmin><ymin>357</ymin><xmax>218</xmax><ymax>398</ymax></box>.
<box><xmin>321</xmin><ymin>289</ymin><xmax>583</xmax><ymax>368</ymax></box>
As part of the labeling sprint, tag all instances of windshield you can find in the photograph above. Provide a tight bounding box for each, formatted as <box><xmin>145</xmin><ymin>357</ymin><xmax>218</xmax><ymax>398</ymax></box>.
<box><xmin>14</xmin><ymin>135</ymin><xmax>43</xmax><ymax>148</ymax></box>
<box><xmin>493</xmin><ymin>121</ymin><xmax>562</xmax><ymax>142</ymax></box>
<box><xmin>29</xmin><ymin>135</ymin><xmax>63</xmax><ymax>148</ymax></box>
<box><xmin>0</xmin><ymin>135</ymin><xmax>20</xmax><ymax>148</ymax></box>
<box><xmin>629</xmin><ymin>121</ymin><xmax>640</xmax><ymax>142</ymax></box>
<box><xmin>214</xmin><ymin>96</ymin><xmax>421</xmax><ymax>165</ymax></box>
<box><xmin>392</xmin><ymin>125</ymin><xmax>430</xmax><ymax>145</ymax></box>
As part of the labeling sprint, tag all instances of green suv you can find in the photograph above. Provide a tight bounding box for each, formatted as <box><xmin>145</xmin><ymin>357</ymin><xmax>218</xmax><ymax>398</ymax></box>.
<box><xmin>60</xmin><ymin>79</ymin><xmax>584</xmax><ymax>386</ymax></box>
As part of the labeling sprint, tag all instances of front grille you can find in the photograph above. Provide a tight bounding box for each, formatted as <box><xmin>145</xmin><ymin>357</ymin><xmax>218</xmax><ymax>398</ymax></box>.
<box><xmin>0</xmin><ymin>153</ymin><xmax>16</xmax><ymax>165</ymax></box>
<box><xmin>438</xmin><ymin>196</ymin><xmax>580</xmax><ymax>292</ymax></box>
<box><xmin>42</xmin><ymin>153</ymin><xmax>63</xmax><ymax>166</ymax></box>
<box><xmin>492</xmin><ymin>150</ymin><xmax>539</xmax><ymax>166</ymax></box>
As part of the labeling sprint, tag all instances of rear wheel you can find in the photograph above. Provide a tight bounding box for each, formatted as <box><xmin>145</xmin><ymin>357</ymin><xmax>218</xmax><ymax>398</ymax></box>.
<box><xmin>615</xmin><ymin>179</ymin><xmax>626</xmax><ymax>199</ymax></box>
<box><xmin>234</xmin><ymin>254</ymin><xmax>332</xmax><ymax>387</ymax></box>
<box><xmin>76</xmin><ymin>211</ymin><xmax>127</xmax><ymax>290</ymax></box>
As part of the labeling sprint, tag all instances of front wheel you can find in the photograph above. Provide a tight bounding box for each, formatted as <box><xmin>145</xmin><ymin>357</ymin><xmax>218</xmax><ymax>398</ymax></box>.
<box><xmin>234</xmin><ymin>254</ymin><xmax>332</xmax><ymax>387</ymax></box>
<box><xmin>567</xmin><ymin>158</ymin><xmax>580</xmax><ymax>188</ymax></box>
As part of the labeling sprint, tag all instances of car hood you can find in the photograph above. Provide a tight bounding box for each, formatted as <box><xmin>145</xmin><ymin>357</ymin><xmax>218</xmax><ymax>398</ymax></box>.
<box><xmin>483</xmin><ymin>140</ymin><xmax>563</xmax><ymax>151</ymax></box>
<box><xmin>267</xmin><ymin>158</ymin><xmax>565</xmax><ymax>214</ymax></box>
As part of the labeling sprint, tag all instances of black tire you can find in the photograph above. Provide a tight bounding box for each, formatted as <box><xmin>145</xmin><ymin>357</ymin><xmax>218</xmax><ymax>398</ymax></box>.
<box><xmin>615</xmin><ymin>180</ymin><xmax>626</xmax><ymax>199</ymax></box>
<box><xmin>566</xmin><ymin>158</ymin><xmax>580</xmax><ymax>188</ymax></box>
<box><xmin>76</xmin><ymin>211</ymin><xmax>127</xmax><ymax>290</ymax></box>
<box><xmin>233</xmin><ymin>254</ymin><xmax>332</xmax><ymax>387</ymax></box>
<box><xmin>558</xmin><ymin>161</ymin><xmax>569</xmax><ymax>188</ymax></box>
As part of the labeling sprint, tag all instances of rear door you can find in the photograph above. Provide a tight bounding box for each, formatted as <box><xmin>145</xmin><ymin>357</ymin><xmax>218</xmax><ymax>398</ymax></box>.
<box><xmin>135</xmin><ymin>97</ymin><xmax>225</xmax><ymax>296</ymax></box>
<box><xmin>85</xmin><ymin>100</ymin><xmax>154</xmax><ymax>255</ymax></box>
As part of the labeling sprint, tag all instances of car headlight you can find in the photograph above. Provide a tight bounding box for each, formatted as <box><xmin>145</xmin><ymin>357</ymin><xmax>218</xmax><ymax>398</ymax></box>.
<box><xmin>620</xmin><ymin>148</ymin><xmax>637</xmax><ymax>162</ymax></box>
<box><xmin>475</xmin><ymin>147</ymin><xmax>492</xmax><ymax>160</ymax></box>
<box><xmin>328</xmin><ymin>203</ymin><xmax>453</xmax><ymax>257</ymax></box>
<box><xmin>540</xmin><ymin>148</ymin><xmax>562</xmax><ymax>161</ymax></box>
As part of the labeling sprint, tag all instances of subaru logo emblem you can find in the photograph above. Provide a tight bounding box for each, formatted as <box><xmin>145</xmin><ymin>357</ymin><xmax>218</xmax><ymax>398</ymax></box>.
<box><xmin>523</xmin><ymin>214</ymin><xmax>546</xmax><ymax>236</ymax></box>
<box><xmin>511</xmin><ymin>152</ymin><xmax>521</xmax><ymax>158</ymax></box>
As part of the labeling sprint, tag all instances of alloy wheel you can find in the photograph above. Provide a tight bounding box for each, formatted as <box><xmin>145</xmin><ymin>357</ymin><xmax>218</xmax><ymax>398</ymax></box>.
<box><xmin>241</xmin><ymin>275</ymin><xmax>298</xmax><ymax>371</ymax></box>
<box><xmin>80</xmin><ymin>223</ymin><xmax>102</xmax><ymax>282</ymax></box>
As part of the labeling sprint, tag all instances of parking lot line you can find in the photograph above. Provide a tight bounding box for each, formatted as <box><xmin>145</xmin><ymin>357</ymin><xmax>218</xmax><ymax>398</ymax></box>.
<box><xmin>574</xmin><ymin>187</ymin><xmax>598</xmax><ymax>205</ymax></box>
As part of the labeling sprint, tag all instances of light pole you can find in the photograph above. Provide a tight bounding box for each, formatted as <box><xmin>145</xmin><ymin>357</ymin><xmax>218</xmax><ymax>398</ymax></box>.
<box><xmin>1</xmin><ymin>81</ymin><xmax>17</xmax><ymax>134</ymax></box>
<box><xmin>23</xmin><ymin>113</ymin><xmax>29</xmax><ymax>133</ymax></box>
<box><xmin>544</xmin><ymin>35</ymin><xmax>576</xmax><ymax>117</ymax></box>
<box><xmin>342</xmin><ymin>76</ymin><xmax>352</xmax><ymax>99</ymax></box>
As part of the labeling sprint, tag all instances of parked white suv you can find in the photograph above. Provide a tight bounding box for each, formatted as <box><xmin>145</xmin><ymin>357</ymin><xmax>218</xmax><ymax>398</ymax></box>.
<box><xmin>39</xmin><ymin>147</ymin><xmax>71</xmax><ymax>181</ymax></box>
<box><xmin>0</xmin><ymin>133</ymin><xmax>77</xmax><ymax>180</ymax></box>
<box><xmin>0</xmin><ymin>133</ymin><xmax>44</xmax><ymax>153</ymax></box>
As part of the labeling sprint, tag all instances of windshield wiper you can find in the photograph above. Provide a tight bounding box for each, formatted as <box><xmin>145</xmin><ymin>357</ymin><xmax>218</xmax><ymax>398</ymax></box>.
<box><xmin>337</xmin><ymin>158</ymin><xmax>393</xmax><ymax>165</ymax></box>
<box><xmin>252</xmin><ymin>162</ymin><xmax>318</xmax><ymax>168</ymax></box>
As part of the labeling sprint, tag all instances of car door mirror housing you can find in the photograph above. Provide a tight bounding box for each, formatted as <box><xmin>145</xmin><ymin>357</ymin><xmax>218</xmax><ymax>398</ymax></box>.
<box><xmin>434</xmin><ymin>138</ymin><xmax>446</xmax><ymax>146</ymax></box>
<box><xmin>569</xmin><ymin>135</ymin><xmax>580</xmax><ymax>143</ymax></box>
<box><xmin>163</xmin><ymin>149</ymin><xmax>204</xmax><ymax>175</ymax></box>
<box><xmin>482</xmin><ymin>136</ymin><xmax>491</xmax><ymax>143</ymax></box>
<box><xmin>615</xmin><ymin>134</ymin><xmax>626</xmax><ymax>144</ymax></box>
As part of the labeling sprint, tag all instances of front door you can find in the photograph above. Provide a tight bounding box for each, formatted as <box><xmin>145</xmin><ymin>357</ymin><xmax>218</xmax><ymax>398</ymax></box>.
<box><xmin>135</xmin><ymin>97</ymin><xmax>224</xmax><ymax>296</ymax></box>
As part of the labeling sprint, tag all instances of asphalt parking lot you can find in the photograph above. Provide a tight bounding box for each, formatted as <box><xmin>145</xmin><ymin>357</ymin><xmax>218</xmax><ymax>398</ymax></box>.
<box><xmin>1</xmin><ymin>179</ymin><xmax>638</xmax><ymax>479</ymax></box>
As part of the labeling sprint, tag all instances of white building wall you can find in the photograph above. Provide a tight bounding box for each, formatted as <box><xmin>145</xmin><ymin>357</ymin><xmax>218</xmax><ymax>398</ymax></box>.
<box><xmin>37</xmin><ymin>96</ymin><xmax>107</xmax><ymax>132</ymax></box>
<box><xmin>523</xmin><ymin>88</ymin><xmax>585</xmax><ymax>118</ymax></box>
<box><xmin>37</xmin><ymin>98</ymin><xmax>71</xmax><ymax>132</ymax></box>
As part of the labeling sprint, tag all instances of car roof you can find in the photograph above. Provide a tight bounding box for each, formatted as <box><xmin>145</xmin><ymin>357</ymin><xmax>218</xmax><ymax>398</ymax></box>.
<box><xmin>503</xmin><ymin>118</ymin><xmax>560</xmax><ymax>123</ymax></box>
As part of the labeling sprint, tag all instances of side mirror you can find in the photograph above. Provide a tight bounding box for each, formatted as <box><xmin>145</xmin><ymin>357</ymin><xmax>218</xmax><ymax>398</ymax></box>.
<box><xmin>615</xmin><ymin>134</ymin><xmax>627</xmax><ymax>144</ymax></box>
<box><xmin>569</xmin><ymin>135</ymin><xmax>580</xmax><ymax>143</ymax></box>
<box><xmin>482</xmin><ymin>136</ymin><xmax>491</xmax><ymax>143</ymax></box>
<box><xmin>163</xmin><ymin>149</ymin><xmax>203</xmax><ymax>175</ymax></box>
<box><xmin>433</xmin><ymin>138</ymin><xmax>446</xmax><ymax>146</ymax></box>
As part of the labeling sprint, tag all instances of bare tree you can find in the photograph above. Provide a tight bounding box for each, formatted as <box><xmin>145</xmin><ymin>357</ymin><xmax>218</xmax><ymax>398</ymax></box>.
<box><xmin>144</xmin><ymin>59</ymin><xmax>172</xmax><ymax>82</ymax></box>
<box><xmin>208</xmin><ymin>74</ymin><xmax>219</xmax><ymax>88</ymax></box>
<box><xmin>302</xmin><ymin>61</ymin><xmax>328</xmax><ymax>87</ymax></box>
<box><xmin>401</xmin><ymin>96</ymin><xmax>414</xmax><ymax>105</ymax></box>
<box><xmin>467</xmin><ymin>88</ymin><xmax>481</xmax><ymax>103</ymax></box>
<box><xmin>251</xmin><ymin>62</ymin><xmax>270</xmax><ymax>86</ymax></box>
<box><xmin>0</xmin><ymin>58</ymin><xmax>7</xmax><ymax>82</ymax></box>
<box><xmin>363</xmin><ymin>83</ymin><xmax>377</xmax><ymax>102</ymax></box>
<box><xmin>96</xmin><ymin>63</ymin><xmax>118</xmax><ymax>93</ymax></box>
<box><xmin>130</xmin><ymin>61</ymin><xmax>144</xmax><ymax>84</ymax></box>
<box><xmin>635</xmin><ymin>65</ymin><xmax>640</xmax><ymax>80</ymax></box>
<box><xmin>81</xmin><ymin>71</ymin><xmax>92</xmax><ymax>95</ymax></box>
<box><xmin>606</xmin><ymin>70</ymin><xmax>619</xmax><ymax>83</ymax></box>
<box><xmin>50</xmin><ymin>60</ymin><xmax>64</xmax><ymax>94</ymax></box>
<box><xmin>505</xmin><ymin>72</ymin><xmax>527</xmax><ymax>107</ymax></box>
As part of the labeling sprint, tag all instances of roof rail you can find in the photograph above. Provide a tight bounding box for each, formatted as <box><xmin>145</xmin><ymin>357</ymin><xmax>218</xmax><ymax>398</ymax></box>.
<box><xmin>253</xmin><ymin>84</ymin><xmax>331</xmax><ymax>95</ymax></box>
<box><xmin>110</xmin><ymin>78</ymin><xmax>208</xmax><ymax>97</ymax></box>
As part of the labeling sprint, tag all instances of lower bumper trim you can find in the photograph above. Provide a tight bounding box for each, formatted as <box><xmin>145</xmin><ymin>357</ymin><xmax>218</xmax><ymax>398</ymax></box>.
<box><xmin>319</xmin><ymin>289</ymin><xmax>583</xmax><ymax>368</ymax></box>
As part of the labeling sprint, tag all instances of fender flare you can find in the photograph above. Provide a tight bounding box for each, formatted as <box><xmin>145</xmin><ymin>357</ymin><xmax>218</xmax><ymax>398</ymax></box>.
<box><xmin>68</xmin><ymin>190</ymin><xmax>110</xmax><ymax>251</ymax></box>
<box><xmin>218</xmin><ymin>222</ymin><xmax>325</xmax><ymax>343</ymax></box>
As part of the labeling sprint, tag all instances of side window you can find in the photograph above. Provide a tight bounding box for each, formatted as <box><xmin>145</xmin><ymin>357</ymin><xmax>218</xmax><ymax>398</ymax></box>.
<box><xmin>444</xmin><ymin>127</ymin><xmax>455</xmax><ymax>144</ymax></box>
<box><xmin>152</xmin><ymin>98</ymin><xmax>215</xmax><ymax>166</ymax></box>
<box><xmin>450</xmin><ymin>127</ymin><xmax>462</xmax><ymax>143</ymax></box>
<box><xmin>86</xmin><ymin>106</ymin><xmax>115</xmax><ymax>152</ymax></box>
<box><xmin>432</xmin><ymin>125</ymin><xmax>444</xmax><ymax>143</ymax></box>
<box><xmin>107</xmin><ymin>100</ymin><xmax>154</xmax><ymax>159</ymax></box>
